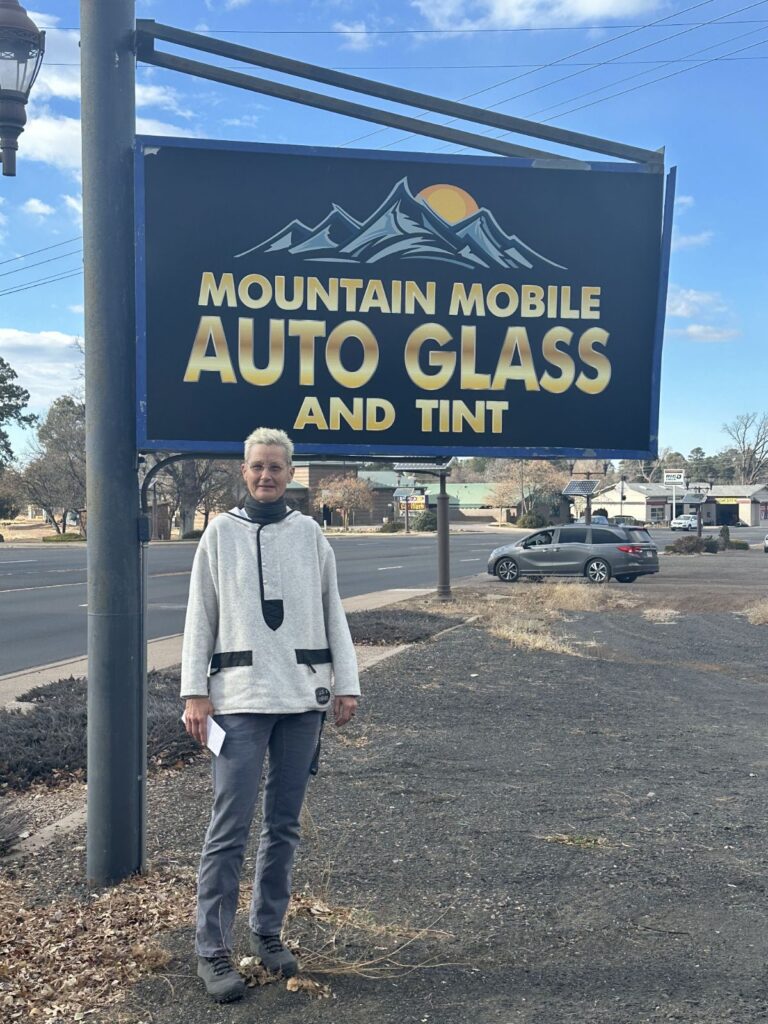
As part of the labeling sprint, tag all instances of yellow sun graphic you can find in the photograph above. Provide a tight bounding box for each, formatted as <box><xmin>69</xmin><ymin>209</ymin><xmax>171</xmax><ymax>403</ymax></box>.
<box><xmin>417</xmin><ymin>184</ymin><xmax>479</xmax><ymax>224</ymax></box>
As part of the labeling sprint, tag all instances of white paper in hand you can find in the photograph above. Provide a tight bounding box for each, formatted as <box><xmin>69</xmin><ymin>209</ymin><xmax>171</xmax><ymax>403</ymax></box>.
<box><xmin>181</xmin><ymin>712</ymin><xmax>226</xmax><ymax>756</ymax></box>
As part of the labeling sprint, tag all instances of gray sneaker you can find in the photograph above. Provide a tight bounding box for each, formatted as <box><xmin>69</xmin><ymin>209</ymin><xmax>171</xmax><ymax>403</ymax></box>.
<box><xmin>197</xmin><ymin>955</ymin><xmax>246</xmax><ymax>1002</ymax></box>
<box><xmin>249</xmin><ymin>932</ymin><xmax>298</xmax><ymax>977</ymax></box>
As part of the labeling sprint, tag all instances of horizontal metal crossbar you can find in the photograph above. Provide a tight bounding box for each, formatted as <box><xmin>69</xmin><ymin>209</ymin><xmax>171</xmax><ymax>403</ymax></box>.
<box><xmin>136</xmin><ymin>20</ymin><xmax>663</xmax><ymax>167</ymax></box>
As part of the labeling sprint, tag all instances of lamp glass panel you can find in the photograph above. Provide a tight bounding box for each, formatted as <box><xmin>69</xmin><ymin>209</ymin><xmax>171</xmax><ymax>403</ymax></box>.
<box><xmin>0</xmin><ymin>30</ymin><xmax>42</xmax><ymax>95</ymax></box>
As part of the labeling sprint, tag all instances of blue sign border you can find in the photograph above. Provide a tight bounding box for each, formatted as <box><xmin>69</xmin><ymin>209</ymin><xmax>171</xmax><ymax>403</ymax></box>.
<box><xmin>135</xmin><ymin>136</ymin><xmax>673</xmax><ymax>460</ymax></box>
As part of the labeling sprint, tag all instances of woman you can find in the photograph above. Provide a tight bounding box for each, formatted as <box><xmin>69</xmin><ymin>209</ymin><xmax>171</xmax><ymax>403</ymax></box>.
<box><xmin>182</xmin><ymin>426</ymin><xmax>359</xmax><ymax>1003</ymax></box>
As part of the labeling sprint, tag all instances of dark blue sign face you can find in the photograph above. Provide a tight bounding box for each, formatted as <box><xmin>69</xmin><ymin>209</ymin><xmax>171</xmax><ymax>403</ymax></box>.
<box><xmin>136</xmin><ymin>138</ymin><xmax>673</xmax><ymax>458</ymax></box>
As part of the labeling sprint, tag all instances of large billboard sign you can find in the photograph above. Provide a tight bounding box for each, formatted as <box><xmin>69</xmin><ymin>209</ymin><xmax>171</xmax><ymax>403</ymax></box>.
<box><xmin>136</xmin><ymin>138</ymin><xmax>674</xmax><ymax>458</ymax></box>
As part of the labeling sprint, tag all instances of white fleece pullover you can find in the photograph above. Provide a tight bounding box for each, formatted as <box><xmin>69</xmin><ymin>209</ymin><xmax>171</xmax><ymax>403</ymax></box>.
<box><xmin>180</xmin><ymin>508</ymin><xmax>360</xmax><ymax>714</ymax></box>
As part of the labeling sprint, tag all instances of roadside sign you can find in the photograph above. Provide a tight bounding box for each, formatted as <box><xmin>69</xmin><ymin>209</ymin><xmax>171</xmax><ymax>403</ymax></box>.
<box><xmin>136</xmin><ymin>137</ymin><xmax>674</xmax><ymax>459</ymax></box>
<box><xmin>664</xmin><ymin>471</ymin><xmax>686</xmax><ymax>484</ymax></box>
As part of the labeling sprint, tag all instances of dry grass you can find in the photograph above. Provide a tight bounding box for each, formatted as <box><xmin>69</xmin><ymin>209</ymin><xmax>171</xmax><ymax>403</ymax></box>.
<box><xmin>420</xmin><ymin>581</ymin><xmax>634</xmax><ymax>656</ymax></box>
<box><xmin>643</xmin><ymin>608</ymin><xmax>679</xmax><ymax>624</ymax></box>
<box><xmin>536</xmin><ymin>832</ymin><xmax>610</xmax><ymax>849</ymax></box>
<box><xmin>742</xmin><ymin>599</ymin><xmax>768</xmax><ymax>625</ymax></box>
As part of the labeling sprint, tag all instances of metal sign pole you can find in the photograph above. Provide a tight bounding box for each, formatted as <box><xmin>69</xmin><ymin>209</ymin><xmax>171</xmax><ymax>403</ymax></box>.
<box><xmin>81</xmin><ymin>0</ymin><xmax>144</xmax><ymax>885</ymax></box>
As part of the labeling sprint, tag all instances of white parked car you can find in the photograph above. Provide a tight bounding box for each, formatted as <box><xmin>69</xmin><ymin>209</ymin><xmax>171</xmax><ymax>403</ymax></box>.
<box><xmin>670</xmin><ymin>514</ymin><xmax>698</xmax><ymax>531</ymax></box>
<box><xmin>764</xmin><ymin>533</ymin><xmax>768</xmax><ymax>554</ymax></box>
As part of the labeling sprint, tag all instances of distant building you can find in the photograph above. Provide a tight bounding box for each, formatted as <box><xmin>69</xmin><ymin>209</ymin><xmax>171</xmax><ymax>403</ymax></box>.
<box><xmin>596</xmin><ymin>481</ymin><xmax>768</xmax><ymax>527</ymax></box>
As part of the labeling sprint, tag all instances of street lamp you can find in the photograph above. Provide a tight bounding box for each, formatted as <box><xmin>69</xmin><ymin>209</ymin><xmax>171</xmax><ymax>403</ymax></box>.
<box><xmin>0</xmin><ymin>0</ymin><xmax>45</xmax><ymax>176</ymax></box>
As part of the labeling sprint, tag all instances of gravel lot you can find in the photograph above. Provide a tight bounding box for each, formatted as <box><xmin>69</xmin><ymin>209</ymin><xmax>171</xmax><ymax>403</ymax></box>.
<box><xmin>5</xmin><ymin>550</ymin><xmax>768</xmax><ymax>1024</ymax></box>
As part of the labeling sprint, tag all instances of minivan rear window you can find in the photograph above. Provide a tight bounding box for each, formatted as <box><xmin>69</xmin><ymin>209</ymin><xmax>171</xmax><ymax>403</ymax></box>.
<box><xmin>591</xmin><ymin>528</ymin><xmax>621</xmax><ymax>544</ymax></box>
<box><xmin>628</xmin><ymin>529</ymin><xmax>652</xmax><ymax>543</ymax></box>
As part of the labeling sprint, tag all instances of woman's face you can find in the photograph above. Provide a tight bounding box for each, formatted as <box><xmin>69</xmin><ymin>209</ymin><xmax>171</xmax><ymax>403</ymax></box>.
<box><xmin>241</xmin><ymin>444</ymin><xmax>295</xmax><ymax>502</ymax></box>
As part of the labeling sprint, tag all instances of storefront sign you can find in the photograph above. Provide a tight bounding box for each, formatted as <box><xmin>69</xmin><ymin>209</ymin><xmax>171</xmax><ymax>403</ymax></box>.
<box><xmin>136</xmin><ymin>138</ymin><xmax>674</xmax><ymax>458</ymax></box>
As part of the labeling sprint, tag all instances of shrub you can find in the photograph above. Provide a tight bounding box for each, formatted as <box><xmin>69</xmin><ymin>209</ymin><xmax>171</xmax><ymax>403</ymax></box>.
<box><xmin>412</xmin><ymin>510</ymin><xmax>437</xmax><ymax>531</ymax></box>
<box><xmin>516</xmin><ymin>512</ymin><xmax>548</xmax><ymax>529</ymax></box>
<box><xmin>0</xmin><ymin>802</ymin><xmax>25</xmax><ymax>855</ymax></box>
<box><xmin>378</xmin><ymin>521</ymin><xmax>404</xmax><ymax>533</ymax></box>
<box><xmin>727</xmin><ymin>539</ymin><xmax>750</xmax><ymax>550</ymax></box>
<box><xmin>665</xmin><ymin>535</ymin><xmax>718</xmax><ymax>554</ymax></box>
<box><xmin>42</xmin><ymin>533</ymin><xmax>85</xmax><ymax>542</ymax></box>
<box><xmin>718</xmin><ymin>525</ymin><xmax>731</xmax><ymax>550</ymax></box>
<box><xmin>182</xmin><ymin>528</ymin><xmax>204</xmax><ymax>540</ymax></box>
<box><xmin>0</xmin><ymin>670</ymin><xmax>199</xmax><ymax>792</ymax></box>
<box><xmin>594</xmin><ymin>507</ymin><xmax>609</xmax><ymax>519</ymax></box>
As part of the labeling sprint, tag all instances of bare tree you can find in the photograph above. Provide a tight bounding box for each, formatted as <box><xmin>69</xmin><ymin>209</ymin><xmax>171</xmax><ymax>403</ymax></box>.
<box><xmin>312</xmin><ymin>474</ymin><xmax>373</xmax><ymax>530</ymax></box>
<box><xmin>487</xmin><ymin>477</ymin><xmax>520</xmax><ymax>525</ymax></box>
<box><xmin>722</xmin><ymin>413</ymin><xmax>768</xmax><ymax>484</ymax></box>
<box><xmin>15</xmin><ymin>397</ymin><xmax>86</xmax><ymax>533</ymax></box>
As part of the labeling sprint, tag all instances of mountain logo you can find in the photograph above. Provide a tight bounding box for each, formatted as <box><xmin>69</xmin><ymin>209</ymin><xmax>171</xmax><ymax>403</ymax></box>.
<box><xmin>235</xmin><ymin>178</ymin><xmax>566</xmax><ymax>272</ymax></box>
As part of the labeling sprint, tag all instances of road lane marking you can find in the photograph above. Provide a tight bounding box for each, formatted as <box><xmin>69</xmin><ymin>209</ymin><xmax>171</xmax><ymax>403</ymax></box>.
<box><xmin>377</xmin><ymin>565</ymin><xmax>404</xmax><ymax>570</ymax></box>
<box><xmin>460</xmin><ymin>558</ymin><xmax>482</xmax><ymax>562</ymax></box>
<box><xmin>0</xmin><ymin>570</ymin><xmax>190</xmax><ymax>594</ymax></box>
<box><xmin>0</xmin><ymin>559</ymin><xmax>38</xmax><ymax>564</ymax></box>
<box><xmin>0</xmin><ymin>581</ymin><xmax>87</xmax><ymax>594</ymax></box>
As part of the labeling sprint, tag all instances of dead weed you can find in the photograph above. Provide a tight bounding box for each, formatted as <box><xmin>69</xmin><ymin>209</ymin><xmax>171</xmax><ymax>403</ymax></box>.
<box><xmin>643</xmin><ymin>608</ymin><xmax>679</xmax><ymax>624</ymax></box>
<box><xmin>742</xmin><ymin>599</ymin><xmax>768</xmax><ymax>625</ymax></box>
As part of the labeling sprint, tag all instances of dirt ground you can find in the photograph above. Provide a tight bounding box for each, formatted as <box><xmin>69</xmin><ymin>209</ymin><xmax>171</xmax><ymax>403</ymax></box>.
<box><xmin>5</xmin><ymin>551</ymin><xmax>768</xmax><ymax>1023</ymax></box>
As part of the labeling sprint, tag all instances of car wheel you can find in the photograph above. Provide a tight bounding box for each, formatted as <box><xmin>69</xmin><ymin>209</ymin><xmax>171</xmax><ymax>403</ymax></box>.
<box><xmin>615</xmin><ymin>574</ymin><xmax>638</xmax><ymax>583</ymax></box>
<box><xmin>495</xmin><ymin>557</ymin><xmax>519</xmax><ymax>582</ymax></box>
<box><xmin>585</xmin><ymin>558</ymin><xmax>611</xmax><ymax>584</ymax></box>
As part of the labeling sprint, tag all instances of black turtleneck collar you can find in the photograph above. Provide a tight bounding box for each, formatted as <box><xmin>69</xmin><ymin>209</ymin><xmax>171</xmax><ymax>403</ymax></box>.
<box><xmin>243</xmin><ymin>495</ymin><xmax>290</xmax><ymax>525</ymax></box>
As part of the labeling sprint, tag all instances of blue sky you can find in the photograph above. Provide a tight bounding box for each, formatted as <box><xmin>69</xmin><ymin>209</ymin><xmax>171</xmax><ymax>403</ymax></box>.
<box><xmin>1</xmin><ymin>0</ymin><xmax>766</xmax><ymax>460</ymax></box>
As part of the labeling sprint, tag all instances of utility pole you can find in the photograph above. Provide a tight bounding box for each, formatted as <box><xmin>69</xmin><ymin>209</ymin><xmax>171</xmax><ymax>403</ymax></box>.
<box><xmin>81</xmin><ymin>0</ymin><xmax>145</xmax><ymax>885</ymax></box>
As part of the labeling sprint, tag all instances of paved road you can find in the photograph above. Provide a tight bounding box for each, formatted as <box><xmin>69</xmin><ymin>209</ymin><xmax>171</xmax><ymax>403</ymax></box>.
<box><xmin>0</xmin><ymin>531</ymin><xmax>502</xmax><ymax>675</ymax></box>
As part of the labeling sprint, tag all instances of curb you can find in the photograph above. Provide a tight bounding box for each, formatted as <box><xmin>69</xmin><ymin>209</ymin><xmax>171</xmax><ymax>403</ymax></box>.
<box><xmin>0</xmin><ymin>580</ymin><xmax>485</xmax><ymax>707</ymax></box>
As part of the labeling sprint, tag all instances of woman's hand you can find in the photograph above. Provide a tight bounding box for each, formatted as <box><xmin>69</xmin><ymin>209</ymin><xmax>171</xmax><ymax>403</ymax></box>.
<box><xmin>333</xmin><ymin>695</ymin><xmax>357</xmax><ymax>727</ymax></box>
<box><xmin>184</xmin><ymin>697</ymin><xmax>215</xmax><ymax>746</ymax></box>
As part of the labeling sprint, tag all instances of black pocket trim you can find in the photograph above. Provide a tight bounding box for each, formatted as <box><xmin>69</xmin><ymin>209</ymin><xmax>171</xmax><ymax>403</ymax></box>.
<box><xmin>209</xmin><ymin>650</ymin><xmax>253</xmax><ymax>675</ymax></box>
<box><xmin>295</xmin><ymin>648</ymin><xmax>332</xmax><ymax>674</ymax></box>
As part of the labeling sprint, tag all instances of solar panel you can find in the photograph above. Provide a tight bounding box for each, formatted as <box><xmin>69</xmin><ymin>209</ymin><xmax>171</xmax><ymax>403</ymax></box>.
<box><xmin>392</xmin><ymin>461</ymin><xmax>453</xmax><ymax>474</ymax></box>
<box><xmin>682</xmin><ymin>492</ymin><xmax>706</xmax><ymax>504</ymax></box>
<box><xmin>562</xmin><ymin>479</ymin><xmax>601</xmax><ymax>497</ymax></box>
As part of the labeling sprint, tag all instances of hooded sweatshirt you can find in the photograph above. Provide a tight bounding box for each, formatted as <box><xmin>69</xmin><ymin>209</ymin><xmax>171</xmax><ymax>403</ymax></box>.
<box><xmin>180</xmin><ymin>507</ymin><xmax>360</xmax><ymax>714</ymax></box>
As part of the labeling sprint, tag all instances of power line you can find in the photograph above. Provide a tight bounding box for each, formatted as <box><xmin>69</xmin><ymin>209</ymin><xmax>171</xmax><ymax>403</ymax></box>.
<box><xmin>0</xmin><ymin>235</ymin><xmax>82</xmax><ymax>267</ymax></box>
<box><xmin>0</xmin><ymin>268</ymin><xmax>83</xmax><ymax>299</ymax></box>
<box><xmin>440</xmin><ymin>29</ymin><xmax>768</xmax><ymax>156</ymax></box>
<box><xmin>376</xmin><ymin>0</ymin><xmax>765</xmax><ymax>152</ymax></box>
<box><xmin>45</xmin><ymin>53</ymin><xmax>768</xmax><ymax>69</ymax></box>
<box><xmin>0</xmin><ymin>248</ymin><xmax>82</xmax><ymax>280</ymax></box>
<box><xmin>339</xmin><ymin>0</ymin><xmax>720</xmax><ymax>148</ymax></box>
<box><xmin>538</xmin><ymin>30</ymin><xmax>768</xmax><ymax>123</ymax></box>
<box><xmin>45</xmin><ymin>18</ymin><xmax>768</xmax><ymax>34</ymax></box>
<box><xmin>429</xmin><ymin>18</ymin><xmax>768</xmax><ymax>154</ymax></box>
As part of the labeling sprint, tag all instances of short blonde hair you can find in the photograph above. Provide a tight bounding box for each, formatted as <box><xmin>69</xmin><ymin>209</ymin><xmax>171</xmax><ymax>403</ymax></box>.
<box><xmin>243</xmin><ymin>427</ymin><xmax>294</xmax><ymax>465</ymax></box>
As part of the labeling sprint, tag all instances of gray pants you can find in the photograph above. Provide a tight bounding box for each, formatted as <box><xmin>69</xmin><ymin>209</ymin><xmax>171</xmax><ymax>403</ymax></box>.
<box><xmin>195</xmin><ymin>711</ymin><xmax>323</xmax><ymax>957</ymax></box>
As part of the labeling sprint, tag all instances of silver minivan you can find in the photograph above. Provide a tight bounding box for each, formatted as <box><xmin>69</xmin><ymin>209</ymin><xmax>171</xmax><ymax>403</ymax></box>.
<box><xmin>488</xmin><ymin>524</ymin><xmax>660</xmax><ymax>584</ymax></box>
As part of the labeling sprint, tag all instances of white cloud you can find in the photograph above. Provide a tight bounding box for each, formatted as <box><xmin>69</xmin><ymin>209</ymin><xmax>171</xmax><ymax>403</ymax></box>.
<box><xmin>671</xmin><ymin>230</ymin><xmax>713</xmax><ymax>252</ymax></box>
<box><xmin>410</xmin><ymin>0</ymin><xmax>661</xmax><ymax>30</ymax></box>
<box><xmin>136</xmin><ymin>84</ymin><xmax>193</xmax><ymax>119</ymax></box>
<box><xmin>22</xmin><ymin>198</ymin><xmax>55</xmax><ymax>217</ymax></box>
<box><xmin>22</xmin><ymin>108</ymin><xmax>81</xmax><ymax>174</ymax></box>
<box><xmin>667</xmin><ymin>285</ymin><xmax>726</xmax><ymax>319</ymax></box>
<box><xmin>226</xmin><ymin>0</ymin><xmax>253</xmax><ymax>8</ymax></box>
<box><xmin>674</xmin><ymin>194</ymin><xmax>695</xmax><ymax>214</ymax></box>
<box><xmin>0</xmin><ymin>329</ymin><xmax>83</xmax><ymax>411</ymax></box>
<box><xmin>136</xmin><ymin>117</ymin><xmax>196</xmax><ymax>138</ymax></box>
<box><xmin>31</xmin><ymin>20</ymin><xmax>81</xmax><ymax>102</ymax></box>
<box><xmin>333</xmin><ymin>21</ymin><xmax>378</xmax><ymax>51</ymax></box>
<box><xmin>68</xmin><ymin>305</ymin><xmax>85</xmax><ymax>315</ymax></box>
<box><xmin>62</xmin><ymin>194</ymin><xmax>83</xmax><ymax>223</ymax></box>
<box><xmin>676</xmin><ymin>324</ymin><xmax>740</xmax><ymax>343</ymax></box>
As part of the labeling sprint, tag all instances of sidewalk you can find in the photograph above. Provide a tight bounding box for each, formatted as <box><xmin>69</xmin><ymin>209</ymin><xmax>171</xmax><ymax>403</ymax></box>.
<box><xmin>0</xmin><ymin>587</ymin><xmax>436</xmax><ymax>710</ymax></box>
